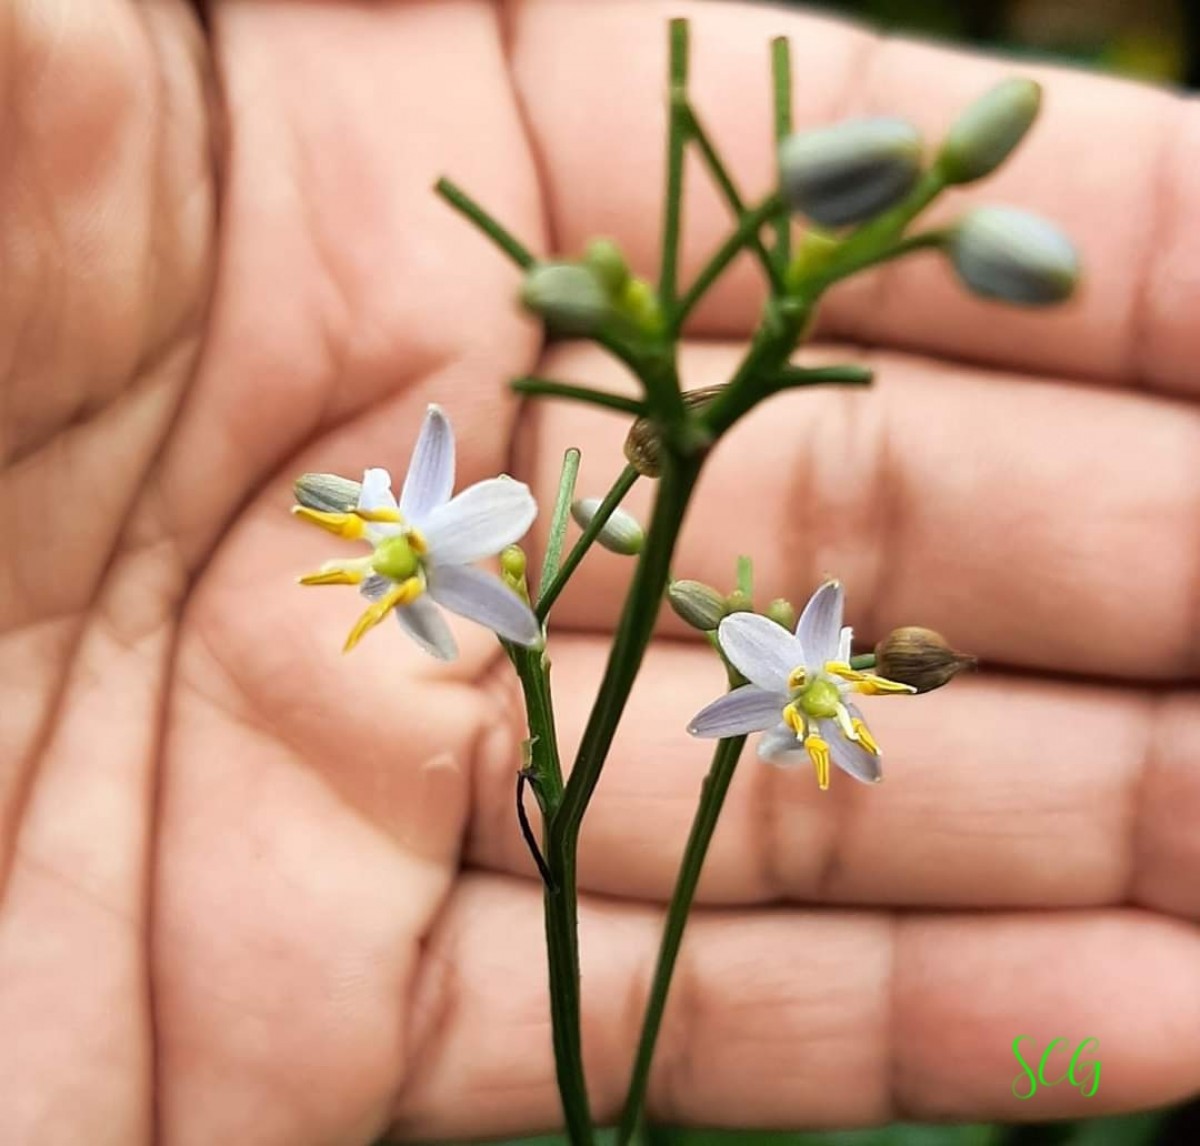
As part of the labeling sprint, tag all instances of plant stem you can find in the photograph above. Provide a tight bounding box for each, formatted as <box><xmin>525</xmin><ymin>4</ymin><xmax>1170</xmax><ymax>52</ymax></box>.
<box><xmin>771</xmin><ymin>363</ymin><xmax>873</xmax><ymax>389</ymax></box>
<box><xmin>513</xmin><ymin>377</ymin><xmax>647</xmax><ymax>417</ymax></box>
<box><xmin>658</xmin><ymin>18</ymin><xmax>691</xmax><ymax>316</ymax></box>
<box><xmin>771</xmin><ymin>36</ymin><xmax>793</xmax><ymax>263</ymax></box>
<box><xmin>616</xmin><ymin>734</ymin><xmax>747</xmax><ymax>1146</ymax></box>
<box><xmin>537</xmin><ymin>465</ymin><xmax>641</xmax><ymax>621</ymax></box>
<box><xmin>850</xmin><ymin>652</ymin><xmax>877</xmax><ymax>671</ymax></box>
<box><xmin>540</xmin><ymin>448</ymin><xmax>583</xmax><ymax>599</ymax></box>
<box><xmin>683</xmin><ymin>105</ymin><xmax>784</xmax><ymax>295</ymax></box>
<box><xmin>795</xmin><ymin>229</ymin><xmax>948</xmax><ymax>299</ymax></box>
<box><xmin>674</xmin><ymin>193</ymin><xmax>787</xmax><ymax>330</ymax></box>
<box><xmin>435</xmin><ymin>177</ymin><xmax>535</xmax><ymax>270</ymax></box>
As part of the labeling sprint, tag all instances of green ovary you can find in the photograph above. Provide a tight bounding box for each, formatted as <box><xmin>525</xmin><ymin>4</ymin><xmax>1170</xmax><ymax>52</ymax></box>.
<box><xmin>371</xmin><ymin>535</ymin><xmax>420</xmax><ymax>581</ymax></box>
<box><xmin>798</xmin><ymin>677</ymin><xmax>841</xmax><ymax>719</ymax></box>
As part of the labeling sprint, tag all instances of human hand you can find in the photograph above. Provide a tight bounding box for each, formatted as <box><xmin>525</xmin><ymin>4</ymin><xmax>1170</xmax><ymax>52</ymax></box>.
<box><xmin>2</xmin><ymin>2</ymin><xmax>1198</xmax><ymax>1144</ymax></box>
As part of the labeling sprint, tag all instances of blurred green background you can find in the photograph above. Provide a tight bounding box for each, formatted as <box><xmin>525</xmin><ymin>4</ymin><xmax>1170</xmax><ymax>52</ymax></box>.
<box><xmin>424</xmin><ymin>2</ymin><xmax>1198</xmax><ymax>1144</ymax></box>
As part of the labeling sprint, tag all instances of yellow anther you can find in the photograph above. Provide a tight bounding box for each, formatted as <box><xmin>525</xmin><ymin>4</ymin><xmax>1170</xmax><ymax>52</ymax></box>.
<box><xmin>356</xmin><ymin>506</ymin><xmax>404</xmax><ymax>524</ymax></box>
<box><xmin>852</xmin><ymin>674</ymin><xmax>915</xmax><ymax>696</ymax></box>
<box><xmin>782</xmin><ymin>702</ymin><xmax>806</xmax><ymax>736</ymax></box>
<box><xmin>342</xmin><ymin>576</ymin><xmax>423</xmax><ymax>653</ymax></box>
<box><xmin>825</xmin><ymin>660</ymin><xmax>867</xmax><ymax>682</ymax></box>
<box><xmin>292</xmin><ymin>506</ymin><xmax>366</xmax><ymax>540</ymax></box>
<box><xmin>406</xmin><ymin>527</ymin><xmax>428</xmax><ymax>555</ymax></box>
<box><xmin>834</xmin><ymin>703</ymin><xmax>857</xmax><ymax>741</ymax></box>
<box><xmin>299</xmin><ymin>564</ymin><xmax>366</xmax><ymax>586</ymax></box>
<box><xmin>851</xmin><ymin>718</ymin><xmax>880</xmax><ymax>755</ymax></box>
<box><xmin>787</xmin><ymin>666</ymin><xmax>807</xmax><ymax>691</ymax></box>
<box><xmin>804</xmin><ymin>735</ymin><xmax>831</xmax><ymax>791</ymax></box>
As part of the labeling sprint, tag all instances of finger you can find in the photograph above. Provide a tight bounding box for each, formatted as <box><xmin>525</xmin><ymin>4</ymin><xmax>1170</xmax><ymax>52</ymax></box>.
<box><xmin>517</xmin><ymin>342</ymin><xmax>1200</xmax><ymax>680</ymax></box>
<box><xmin>510</xmin><ymin>0</ymin><xmax>1199</xmax><ymax>393</ymax></box>
<box><xmin>467</xmin><ymin>636</ymin><xmax>1200</xmax><ymax>917</ymax></box>
<box><xmin>391</xmin><ymin>873</ymin><xmax>1200</xmax><ymax>1138</ymax></box>
<box><xmin>158</xmin><ymin>0</ymin><xmax>545</xmax><ymax>568</ymax></box>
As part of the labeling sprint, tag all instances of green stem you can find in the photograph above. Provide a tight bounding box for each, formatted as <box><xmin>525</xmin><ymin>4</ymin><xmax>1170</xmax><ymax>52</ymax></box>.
<box><xmin>513</xmin><ymin>377</ymin><xmax>647</xmax><ymax>418</ymax></box>
<box><xmin>435</xmin><ymin>177</ymin><xmax>535</xmax><ymax>270</ymax></box>
<box><xmin>795</xmin><ymin>229</ymin><xmax>948</xmax><ymax>299</ymax></box>
<box><xmin>771</xmin><ymin>363</ymin><xmax>873</xmax><ymax>388</ymax></box>
<box><xmin>682</xmin><ymin>105</ymin><xmax>785</xmax><ymax>295</ymax></box>
<box><xmin>770</xmin><ymin>36</ymin><xmax>793</xmax><ymax>263</ymax></box>
<box><xmin>850</xmin><ymin>652</ymin><xmax>877</xmax><ymax>671</ymax></box>
<box><xmin>537</xmin><ymin>465</ymin><xmax>641</xmax><ymax>622</ymax></box>
<box><xmin>616</xmin><ymin>734</ymin><xmax>747</xmax><ymax>1146</ymax></box>
<box><xmin>675</xmin><ymin>193</ymin><xmax>787</xmax><ymax>330</ymax></box>
<box><xmin>658</xmin><ymin>18</ymin><xmax>691</xmax><ymax>315</ymax></box>
<box><xmin>540</xmin><ymin>448</ymin><xmax>582</xmax><ymax>599</ymax></box>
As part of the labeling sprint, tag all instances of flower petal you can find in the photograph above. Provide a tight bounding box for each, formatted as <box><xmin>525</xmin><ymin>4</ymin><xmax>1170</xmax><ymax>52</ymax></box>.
<box><xmin>427</xmin><ymin>563</ymin><xmax>540</xmax><ymax>646</ymax></box>
<box><xmin>400</xmin><ymin>405</ymin><xmax>456</xmax><ymax>522</ymax></box>
<box><xmin>837</xmin><ymin>625</ymin><xmax>854</xmax><ymax>664</ymax></box>
<box><xmin>687</xmin><ymin>684</ymin><xmax>784</xmax><ymax>738</ymax></box>
<box><xmin>716</xmin><ymin>612</ymin><xmax>805</xmax><ymax>692</ymax></box>
<box><xmin>757</xmin><ymin>721</ymin><xmax>803</xmax><ymax>761</ymax></box>
<box><xmin>394</xmin><ymin>595</ymin><xmax>458</xmax><ymax>661</ymax></box>
<box><xmin>796</xmin><ymin>579</ymin><xmax>845</xmax><ymax>670</ymax></box>
<box><xmin>357</xmin><ymin>468</ymin><xmax>397</xmax><ymax>514</ymax></box>
<box><xmin>421</xmin><ymin>477</ymin><xmax>537</xmax><ymax>565</ymax></box>
<box><xmin>818</xmin><ymin>716</ymin><xmax>882</xmax><ymax>784</ymax></box>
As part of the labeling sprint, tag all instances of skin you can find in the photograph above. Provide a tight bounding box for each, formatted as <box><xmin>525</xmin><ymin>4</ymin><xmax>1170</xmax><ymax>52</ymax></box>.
<box><xmin>1</xmin><ymin>0</ymin><xmax>1199</xmax><ymax>1142</ymax></box>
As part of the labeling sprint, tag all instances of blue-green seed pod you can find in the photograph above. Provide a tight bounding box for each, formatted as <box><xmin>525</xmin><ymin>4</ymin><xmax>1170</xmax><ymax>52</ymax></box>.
<box><xmin>520</xmin><ymin>262</ymin><xmax>612</xmax><ymax>335</ymax></box>
<box><xmin>667</xmin><ymin>580</ymin><xmax>728</xmax><ymax>632</ymax></box>
<box><xmin>948</xmin><ymin>206</ymin><xmax>1079</xmax><ymax>306</ymax></box>
<box><xmin>779</xmin><ymin>117</ymin><xmax>923</xmax><ymax>228</ymax></box>
<box><xmin>570</xmin><ymin>498</ymin><xmax>644</xmax><ymax>556</ymax></box>
<box><xmin>294</xmin><ymin>472</ymin><xmax>362</xmax><ymax>513</ymax></box>
<box><xmin>938</xmin><ymin>78</ymin><xmax>1041</xmax><ymax>185</ymax></box>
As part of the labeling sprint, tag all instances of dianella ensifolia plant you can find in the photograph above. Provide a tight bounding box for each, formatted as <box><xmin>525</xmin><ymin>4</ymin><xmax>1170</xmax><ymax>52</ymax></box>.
<box><xmin>289</xmin><ymin>20</ymin><xmax>1077</xmax><ymax>1145</ymax></box>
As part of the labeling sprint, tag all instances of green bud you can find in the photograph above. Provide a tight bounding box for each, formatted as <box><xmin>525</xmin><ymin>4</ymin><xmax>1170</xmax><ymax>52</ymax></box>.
<box><xmin>724</xmin><ymin>589</ymin><xmax>753</xmax><ymax>615</ymax></box>
<box><xmin>570</xmin><ymin>497</ymin><xmax>644</xmax><ymax>556</ymax></box>
<box><xmin>765</xmin><ymin>598</ymin><xmax>796</xmax><ymax>630</ymax></box>
<box><xmin>617</xmin><ymin>276</ymin><xmax>664</xmax><ymax>335</ymax></box>
<box><xmin>584</xmin><ymin>238</ymin><xmax>630</xmax><ymax>295</ymax></box>
<box><xmin>520</xmin><ymin>262</ymin><xmax>612</xmax><ymax>335</ymax></box>
<box><xmin>501</xmin><ymin>544</ymin><xmax>527</xmax><ymax>581</ymax></box>
<box><xmin>778</xmin><ymin>117</ymin><xmax>923</xmax><ymax>229</ymax></box>
<box><xmin>371</xmin><ymin>535</ymin><xmax>419</xmax><ymax>581</ymax></box>
<box><xmin>667</xmin><ymin>579</ymin><xmax>727</xmax><ymax>632</ymax></box>
<box><xmin>938</xmin><ymin>78</ymin><xmax>1041</xmax><ymax>185</ymax></box>
<box><xmin>948</xmin><ymin>206</ymin><xmax>1080</xmax><ymax>306</ymax></box>
<box><xmin>875</xmin><ymin>626</ymin><xmax>976</xmax><ymax>693</ymax></box>
<box><xmin>293</xmin><ymin>472</ymin><xmax>361</xmax><ymax>513</ymax></box>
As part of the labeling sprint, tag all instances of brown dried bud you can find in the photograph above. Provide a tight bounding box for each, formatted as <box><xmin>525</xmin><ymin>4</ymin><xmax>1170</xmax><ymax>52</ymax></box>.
<box><xmin>874</xmin><ymin>626</ymin><xmax>975</xmax><ymax>694</ymax></box>
<box><xmin>624</xmin><ymin>385</ymin><xmax>725</xmax><ymax>477</ymax></box>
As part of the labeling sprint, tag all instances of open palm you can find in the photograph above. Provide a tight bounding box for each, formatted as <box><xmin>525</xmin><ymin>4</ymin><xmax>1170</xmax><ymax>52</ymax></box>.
<box><xmin>2</xmin><ymin>2</ymin><xmax>1198</xmax><ymax>1144</ymax></box>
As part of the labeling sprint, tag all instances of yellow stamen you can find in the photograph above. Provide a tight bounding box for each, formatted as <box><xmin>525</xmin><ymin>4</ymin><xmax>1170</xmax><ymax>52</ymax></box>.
<box><xmin>407</xmin><ymin>527</ymin><xmax>428</xmax><ymax>555</ymax></box>
<box><xmin>804</xmin><ymin>734</ymin><xmax>831</xmax><ymax>791</ymax></box>
<box><xmin>851</xmin><ymin>718</ymin><xmax>880</xmax><ymax>755</ymax></box>
<box><xmin>787</xmin><ymin>666</ymin><xmax>807</xmax><ymax>691</ymax></box>
<box><xmin>292</xmin><ymin>506</ymin><xmax>366</xmax><ymax>540</ymax></box>
<box><xmin>299</xmin><ymin>568</ymin><xmax>364</xmax><ymax>586</ymax></box>
<box><xmin>356</xmin><ymin>506</ymin><xmax>403</xmax><ymax>524</ymax></box>
<box><xmin>782</xmin><ymin>701</ymin><xmax>806</xmax><ymax>737</ymax></box>
<box><xmin>342</xmin><ymin>576</ymin><xmax>423</xmax><ymax>653</ymax></box>
<box><xmin>834</xmin><ymin>702</ymin><xmax>857</xmax><ymax>741</ymax></box>
<box><xmin>825</xmin><ymin>661</ymin><xmax>914</xmax><ymax>695</ymax></box>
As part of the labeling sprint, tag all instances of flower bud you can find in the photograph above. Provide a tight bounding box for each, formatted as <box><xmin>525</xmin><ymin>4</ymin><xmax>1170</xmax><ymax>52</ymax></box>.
<box><xmin>778</xmin><ymin>117</ymin><xmax>923</xmax><ymax>228</ymax></box>
<box><xmin>724</xmin><ymin>589</ymin><xmax>753</xmax><ymax>615</ymax></box>
<box><xmin>765</xmin><ymin>598</ymin><xmax>796</xmax><ymax>630</ymax></box>
<box><xmin>570</xmin><ymin>497</ymin><xmax>644</xmax><ymax>556</ymax></box>
<box><xmin>874</xmin><ymin>626</ymin><xmax>975</xmax><ymax>694</ymax></box>
<box><xmin>520</xmin><ymin>262</ymin><xmax>612</xmax><ymax>335</ymax></box>
<box><xmin>667</xmin><ymin>579</ymin><xmax>728</xmax><ymax>632</ymax></box>
<box><xmin>501</xmin><ymin>544</ymin><xmax>530</xmax><ymax>601</ymax></box>
<box><xmin>938</xmin><ymin>78</ymin><xmax>1041</xmax><ymax>185</ymax></box>
<box><xmin>294</xmin><ymin>472</ymin><xmax>361</xmax><ymax>513</ymax></box>
<box><xmin>584</xmin><ymin>238</ymin><xmax>630</xmax><ymax>296</ymax></box>
<box><xmin>948</xmin><ymin>206</ymin><xmax>1079</xmax><ymax>306</ymax></box>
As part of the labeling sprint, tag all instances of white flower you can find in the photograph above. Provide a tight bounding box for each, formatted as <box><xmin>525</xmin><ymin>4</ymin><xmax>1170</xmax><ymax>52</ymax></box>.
<box><xmin>293</xmin><ymin>404</ymin><xmax>540</xmax><ymax>659</ymax></box>
<box><xmin>687</xmin><ymin>580</ymin><xmax>914</xmax><ymax>789</ymax></box>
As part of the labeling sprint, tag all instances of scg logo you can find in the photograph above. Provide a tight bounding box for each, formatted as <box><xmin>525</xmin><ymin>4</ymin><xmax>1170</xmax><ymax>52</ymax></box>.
<box><xmin>1011</xmin><ymin>1035</ymin><xmax>1101</xmax><ymax>1099</ymax></box>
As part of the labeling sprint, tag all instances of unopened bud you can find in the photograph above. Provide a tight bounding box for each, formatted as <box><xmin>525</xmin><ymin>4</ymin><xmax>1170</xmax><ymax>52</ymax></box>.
<box><xmin>765</xmin><ymin>598</ymin><xmax>796</xmax><ymax>630</ymax></box>
<box><xmin>779</xmin><ymin>117</ymin><xmax>923</xmax><ymax>229</ymax></box>
<box><xmin>294</xmin><ymin>472</ymin><xmax>361</xmax><ymax>513</ymax></box>
<box><xmin>584</xmin><ymin>238</ymin><xmax>631</xmax><ymax>296</ymax></box>
<box><xmin>724</xmin><ymin>589</ymin><xmax>753</xmax><ymax>615</ymax></box>
<box><xmin>616</xmin><ymin>276</ymin><xmax>664</xmax><ymax>335</ymax></box>
<box><xmin>948</xmin><ymin>206</ymin><xmax>1079</xmax><ymax>306</ymax></box>
<box><xmin>500</xmin><ymin>544</ymin><xmax>529</xmax><ymax>601</ymax></box>
<box><xmin>667</xmin><ymin>580</ymin><xmax>728</xmax><ymax>632</ymax></box>
<box><xmin>570</xmin><ymin>498</ymin><xmax>644</xmax><ymax>556</ymax></box>
<box><xmin>874</xmin><ymin>626</ymin><xmax>975</xmax><ymax>693</ymax></box>
<box><xmin>520</xmin><ymin>262</ymin><xmax>612</xmax><ymax>335</ymax></box>
<box><xmin>938</xmin><ymin>78</ymin><xmax>1041</xmax><ymax>185</ymax></box>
